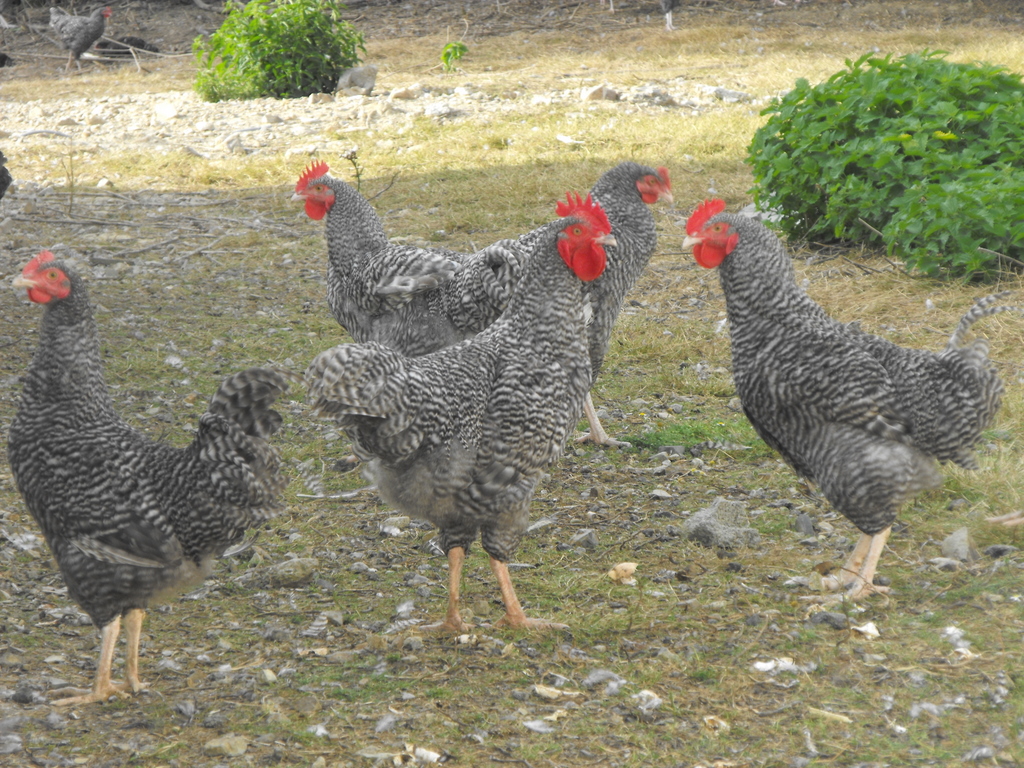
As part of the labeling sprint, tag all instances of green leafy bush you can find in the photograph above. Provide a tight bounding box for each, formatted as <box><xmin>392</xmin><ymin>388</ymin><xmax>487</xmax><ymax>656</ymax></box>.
<box><xmin>748</xmin><ymin>51</ymin><xmax>1024</xmax><ymax>279</ymax></box>
<box><xmin>194</xmin><ymin>0</ymin><xmax>365</xmax><ymax>102</ymax></box>
<box><xmin>440</xmin><ymin>42</ymin><xmax>468</xmax><ymax>74</ymax></box>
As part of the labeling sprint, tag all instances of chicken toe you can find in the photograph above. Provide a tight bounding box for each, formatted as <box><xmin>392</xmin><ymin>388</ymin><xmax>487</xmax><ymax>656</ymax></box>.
<box><xmin>490</xmin><ymin>558</ymin><xmax>567</xmax><ymax>631</ymax></box>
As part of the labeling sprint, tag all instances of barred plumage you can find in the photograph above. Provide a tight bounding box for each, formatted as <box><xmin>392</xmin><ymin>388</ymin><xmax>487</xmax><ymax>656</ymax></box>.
<box><xmin>306</xmin><ymin>207</ymin><xmax>614</xmax><ymax>631</ymax></box>
<box><xmin>579</xmin><ymin>162</ymin><xmax>672</xmax><ymax>445</ymax></box>
<box><xmin>293</xmin><ymin>162</ymin><xmax>523</xmax><ymax>356</ymax></box>
<box><xmin>293</xmin><ymin>162</ymin><xmax>671</xmax><ymax>446</ymax></box>
<box><xmin>49</xmin><ymin>6</ymin><xmax>110</xmax><ymax>70</ymax></box>
<box><xmin>8</xmin><ymin>253</ymin><xmax>291</xmax><ymax>704</ymax></box>
<box><xmin>685</xmin><ymin>205</ymin><xmax>1014</xmax><ymax>599</ymax></box>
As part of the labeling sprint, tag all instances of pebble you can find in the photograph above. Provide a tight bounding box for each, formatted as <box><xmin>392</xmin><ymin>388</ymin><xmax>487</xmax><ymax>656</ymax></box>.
<box><xmin>265</xmin><ymin>557</ymin><xmax>318</xmax><ymax>587</ymax></box>
<box><xmin>203</xmin><ymin>734</ymin><xmax>248</xmax><ymax>757</ymax></box>
<box><xmin>941</xmin><ymin>527</ymin><xmax>980</xmax><ymax>562</ymax></box>
<box><xmin>569</xmin><ymin>528</ymin><xmax>599</xmax><ymax>550</ymax></box>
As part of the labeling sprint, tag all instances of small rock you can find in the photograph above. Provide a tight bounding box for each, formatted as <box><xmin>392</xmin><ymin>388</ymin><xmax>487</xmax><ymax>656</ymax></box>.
<box><xmin>153</xmin><ymin>102</ymin><xmax>178</xmax><ymax>120</ymax></box>
<box><xmin>793</xmin><ymin>512</ymin><xmax>815</xmax><ymax>536</ymax></box>
<box><xmin>56</xmin><ymin>117</ymin><xmax>79</xmax><ymax>126</ymax></box>
<box><xmin>323</xmin><ymin>610</ymin><xmax>345</xmax><ymax>626</ymax></box>
<box><xmin>402</xmin><ymin>636</ymin><xmax>424</xmax><ymax>652</ymax></box>
<box><xmin>984</xmin><ymin>544</ymin><xmax>1018</xmax><ymax>558</ymax></box>
<box><xmin>203</xmin><ymin>734</ymin><xmax>248</xmax><ymax>757</ymax></box>
<box><xmin>929</xmin><ymin>557</ymin><xmax>961</xmax><ymax>572</ymax></box>
<box><xmin>336</xmin><ymin>63</ymin><xmax>379</xmax><ymax>95</ymax></box>
<box><xmin>389</xmin><ymin>84</ymin><xmax>422</xmax><ymax>100</ymax></box>
<box><xmin>265</xmin><ymin>557</ymin><xmax>318</xmax><ymax>587</ymax></box>
<box><xmin>941</xmin><ymin>527</ymin><xmax>980</xmax><ymax>563</ymax></box>
<box><xmin>569</xmin><ymin>528</ymin><xmax>599</xmax><ymax>550</ymax></box>
<box><xmin>581</xmin><ymin>84</ymin><xmax>620</xmax><ymax>101</ymax></box>
<box><xmin>308</xmin><ymin>92</ymin><xmax>334</xmax><ymax>104</ymax></box>
<box><xmin>808</xmin><ymin>611</ymin><xmax>849</xmax><ymax>630</ymax></box>
<box><xmin>681</xmin><ymin>497</ymin><xmax>761</xmax><ymax>549</ymax></box>
<box><xmin>713</xmin><ymin>86</ymin><xmax>751</xmax><ymax>102</ymax></box>
<box><xmin>86</xmin><ymin>115</ymin><xmax>105</xmax><ymax>126</ymax></box>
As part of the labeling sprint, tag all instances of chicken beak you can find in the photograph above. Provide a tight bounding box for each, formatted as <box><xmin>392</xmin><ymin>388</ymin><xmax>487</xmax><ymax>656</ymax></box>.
<box><xmin>681</xmin><ymin>235</ymin><xmax>701</xmax><ymax>250</ymax></box>
<box><xmin>12</xmin><ymin>276</ymin><xmax>34</xmax><ymax>290</ymax></box>
<box><xmin>662</xmin><ymin>190</ymin><xmax>675</xmax><ymax>205</ymax></box>
<box><xmin>597</xmin><ymin>233</ymin><xmax>618</xmax><ymax>247</ymax></box>
<box><xmin>290</xmin><ymin>192</ymin><xmax>306</xmax><ymax>202</ymax></box>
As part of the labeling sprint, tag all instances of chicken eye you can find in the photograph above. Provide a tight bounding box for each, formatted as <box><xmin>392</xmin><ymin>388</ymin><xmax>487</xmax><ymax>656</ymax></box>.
<box><xmin>572</xmin><ymin>226</ymin><xmax>583</xmax><ymax>236</ymax></box>
<box><xmin>46</xmin><ymin>270</ymin><xmax>59</xmax><ymax>280</ymax></box>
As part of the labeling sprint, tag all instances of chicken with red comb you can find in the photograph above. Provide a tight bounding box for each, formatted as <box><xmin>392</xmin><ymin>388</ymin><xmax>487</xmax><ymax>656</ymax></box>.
<box><xmin>305</xmin><ymin>196</ymin><xmax>615</xmax><ymax>631</ymax></box>
<box><xmin>683</xmin><ymin>199</ymin><xmax>1015</xmax><ymax>600</ymax></box>
<box><xmin>9</xmin><ymin>252</ymin><xmax>292</xmax><ymax>704</ymax></box>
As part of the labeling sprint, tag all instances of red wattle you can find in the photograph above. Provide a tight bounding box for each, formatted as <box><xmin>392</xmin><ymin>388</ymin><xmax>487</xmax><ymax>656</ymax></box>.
<box><xmin>693</xmin><ymin>243</ymin><xmax>727</xmax><ymax>269</ymax></box>
<box><xmin>305</xmin><ymin>199</ymin><xmax>328</xmax><ymax>221</ymax></box>
<box><xmin>27</xmin><ymin>287</ymin><xmax>52</xmax><ymax>304</ymax></box>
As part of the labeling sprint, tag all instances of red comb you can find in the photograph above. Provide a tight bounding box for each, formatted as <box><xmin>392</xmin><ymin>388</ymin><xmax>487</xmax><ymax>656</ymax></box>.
<box><xmin>555</xmin><ymin>192</ymin><xmax>612</xmax><ymax>235</ymax></box>
<box><xmin>686</xmin><ymin>198</ymin><xmax>726</xmax><ymax>236</ymax></box>
<box><xmin>295</xmin><ymin>160</ymin><xmax>329</xmax><ymax>193</ymax></box>
<box><xmin>657</xmin><ymin>166</ymin><xmax>671</xmax><ymax>189</ymax></box>
<box><xmin>23</xmin><ymin>251</ymin><xmax>55</xmax><ymax>276</ymax></box>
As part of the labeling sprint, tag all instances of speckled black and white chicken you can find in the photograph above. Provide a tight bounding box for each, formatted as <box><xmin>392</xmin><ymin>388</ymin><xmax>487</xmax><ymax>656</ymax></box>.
<box><xmin>293</xmin><ymin>160</ymin><xmax>523</xmax><ymax>356</ymax></box>
<box><xmin>683</xmin><ymin>199</ymin><xmax>1016</xmax><ymax>599</ymax></box>
<box><xmin>305</xmin><ymin>195</ymin><xmax>615</xmax><ymax>631</ymax></box>
<box><xmin>579</xmin><ymin>162</ymin><xmax>672</xmax><ymax>446</ymax></box>
<box><xmin>8</xmin><ymin>251</ymin><xmax>291</xmax><ymax>705</ymax></box>
<box><xmin>49</xmin><ymin>5</ymin><xmax>111</xmax><ymax>71</ymax></box>
<box><xmin>293</xmin><ymin>161</ymin><xmax>672</xmax><ymax>447</ymax></box>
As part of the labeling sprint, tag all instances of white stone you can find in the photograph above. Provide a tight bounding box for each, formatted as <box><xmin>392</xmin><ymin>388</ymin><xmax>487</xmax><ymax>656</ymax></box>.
<box><xmin>153</xmin><ymin>102</ymin><xmax>178</xmax><ymax>120</ymax></box>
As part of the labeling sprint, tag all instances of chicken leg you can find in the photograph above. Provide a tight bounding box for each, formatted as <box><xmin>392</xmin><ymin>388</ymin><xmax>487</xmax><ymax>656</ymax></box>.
<box><xmin>52</xmin><ymin>616</ymin><xmax>128</xmax><ymax>706</ymax></box>
<box><xmin>576</xmin><ymin>393</ymin><xmax>629</xmax><ymax>448</ymax></box>
<box><xmin>820</xmin><ymin>528</ymin><xmax>892</xmax><ymax>600</ymax></box>
<box><xmin>121</xmin><ymin>608</ymin><xmax>149</xmax><ymax>695</ymax></box>
<box><xmin>421</xmin><ymin>546</ymin><xmax>473</xmax><ymax>633</ymax></box>
<box><xmin>490</xmin><ymin>557</ymin><xmax>567</xmax><ymax>630</ymax></box>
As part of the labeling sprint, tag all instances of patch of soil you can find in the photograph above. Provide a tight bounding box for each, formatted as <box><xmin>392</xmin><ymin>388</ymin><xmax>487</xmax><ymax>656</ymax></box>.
<box><xmin>1</xmin><ymin>0</ymin><xmax>1022</xmax><ymax>78</ymax></box>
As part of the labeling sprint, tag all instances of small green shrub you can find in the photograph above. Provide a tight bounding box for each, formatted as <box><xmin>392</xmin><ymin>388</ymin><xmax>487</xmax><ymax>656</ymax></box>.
<box><xmin>193</xmin><ymin>0</ymin><xmax>365</xmax><ymax>102</ymax></box>
<box><xmin>440</xmin><ymin>41</ymin><xmax>468</xmax><ymax>73</ymax></box>
<box><xmin>748</xmin><ymin>51</ymin><xmax>1024</xmax><ymax>279</ymax></box>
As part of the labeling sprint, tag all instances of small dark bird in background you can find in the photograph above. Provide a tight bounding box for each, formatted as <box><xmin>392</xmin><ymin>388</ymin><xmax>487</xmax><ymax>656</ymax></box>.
<box><xmin>0</xmin><ymin>53</ymin><xmax>13</xmax><ymax>67</ymax></box>
<box><xmin>9</xmin><ymin>251</ymin><xmax>292</xmax><ymax>705</ymax></box>
<box><xmin>0</xmin><ymin>149</ymin><xmax>11</xmax><ymax>201</ymax></box>
<box><xmin>684</xmin><ymin>198</ymin><xmax>1017</xmax><ymax>600</ymax></box>
<box><xmin>49</xmin><ymin>5</ymin><xmax>111</xmax><ymax>71</ymax></box>
<box><xmin>95</xmin><ymin>35</ymin><xmax>160</xmax><ymax>58</ymax></box>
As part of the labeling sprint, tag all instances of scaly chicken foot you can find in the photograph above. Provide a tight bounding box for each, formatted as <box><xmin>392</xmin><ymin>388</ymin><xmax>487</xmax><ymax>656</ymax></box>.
<box><xmin>818</xmin><ymin>529</ymin><xmax>892</xmax><ymax>600</ymax></box>
<box><xmin>122</xmin><ymin>608</ymin><xmax>149</xmax><ymax>694</ymax></box>
<box><xmin>576</xmin><ymin>393</ymin><xmax>630</xmax><ymax>448</ymax></box>
<box><xmin>986</xmin><ymin>511</ymin><xmax>1024</xmax><ymax>527</ymax></box>
<box><xmin>420</xmin><ymin>547</ymin><xmax>474</xmax><ymax>633</ymax></box>
<box><xmin>52</xmin><ymin>617</ymin><xmax>135</xmax><ymax>706</ymax></box>
<box><xmin>490</xmin><ymin>558</ymin><xmax>568</xmax><ymax>631</ymax></box>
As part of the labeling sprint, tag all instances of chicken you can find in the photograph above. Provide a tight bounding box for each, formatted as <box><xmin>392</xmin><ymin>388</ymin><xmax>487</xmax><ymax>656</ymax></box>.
<box><xmin>305</xmin><ymin>194</ymin><xmax>615</xmax><ymax>631</ymax></box>
<box><xmin>49</xmin><ymin>5</ymin><xmax>111</xmax><ymax>71</ymax></box>
<box><xmin>293</xmin><ymin>161</ymin><xmax>671</xmax><ymax>447</ymax></box>
<box><xmin>683</xmin><ymin>199</ymin><xmax>1015</xmax><ymax>599</ymax></box>
<box><xmin>293</xmin><ymin>160</ymin><xmax>523</xmax><ymax>357</ymax></box>
<box><xmin>0</xmin><ymin>148</ymin><xmax>10</xmax><ymax>202</ymax></box>
<box><xmin>578</xmin><ymin>162</ymin><xmax>672</xmax><ymax>446</ymax></box>
<box><xmin>8</xmin><ymin>251</ymin><xmax>291</xmax><ymax>705</ymax></box>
